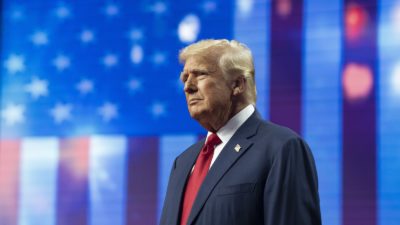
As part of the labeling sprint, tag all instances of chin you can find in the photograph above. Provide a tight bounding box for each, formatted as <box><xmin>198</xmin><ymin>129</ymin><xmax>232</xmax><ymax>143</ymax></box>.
<box><xmin>189</xmin><ymin>111</ymin><xmax>201</xmax><ymax>120</ymax></box>
<box><xmin>188</xmin><ymin>108</ymin><xmax>205</xmax><ymax>121</ymax></box>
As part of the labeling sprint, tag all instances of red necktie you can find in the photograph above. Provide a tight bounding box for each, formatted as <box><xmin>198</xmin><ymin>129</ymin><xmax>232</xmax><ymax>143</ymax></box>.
<box><xmin>180</xmin><ymin>133</ymin><xmax>222</xmax><ymax>225</ymax></box>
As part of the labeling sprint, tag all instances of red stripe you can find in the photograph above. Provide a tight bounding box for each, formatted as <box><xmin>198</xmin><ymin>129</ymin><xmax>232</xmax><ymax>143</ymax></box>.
<box><xmin>342</xmin><ymin>1</ymin><xmax>377</xmax><ymax>225</ymax></box>
<box><xmin>125</xmin><ymin>137</ymin><xmax>158</xmax><ymax>225</ymax></box>
<box><xmin>57</xmin><ymin>138</ymin><xmax>89</xmax><ymax>225</ymax></box>
<box><xmin>269</xmin><ymin>0</ymin><xmax>304</xmax><ymax>134</ymax></box>
<box><xmin>0</xmin><ymin>139</ymin><xmax>20</xmax><ymax>225</ymax></box>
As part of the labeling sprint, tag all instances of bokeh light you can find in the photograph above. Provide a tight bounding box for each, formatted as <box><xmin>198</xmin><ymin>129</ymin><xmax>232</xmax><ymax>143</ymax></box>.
<box><xmin>277</xmin><ymin>0</ymin><xmax>292</xmax><ymax>18</ymax></box>
<box><xmin>237</xmin><ymin>0</ymin><xmax>254</xmax><ymax>17</ymax></box>
<box><xmin>178</xmin><ymin>14</ymin><xmax>200</xmax><ymax>44</ymax></box>
<box><xmin>343</xmin><ymin>63</ymin><xmax>374</xmax><ymax>101</ymax></box>
<box><xmin>391</xmin><ymin>63</ymin><xmax>400</xmax><ymax>96</ymax></box>
<box><xmin>392</xmin><ymin>2</ymin><xmax>400</xmax><ymax>34</ymax></box>
<box><xmin>345</xmin><ymin>3</ymin><xmax>368</xmax><ymax>40</ymax></box>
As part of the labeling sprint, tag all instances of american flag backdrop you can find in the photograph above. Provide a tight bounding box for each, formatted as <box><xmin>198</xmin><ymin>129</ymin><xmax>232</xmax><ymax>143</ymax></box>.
<box><xmin>1</xmin><ymin>0</ymin><xmax>400</xmax><ymax>225</ymax></box>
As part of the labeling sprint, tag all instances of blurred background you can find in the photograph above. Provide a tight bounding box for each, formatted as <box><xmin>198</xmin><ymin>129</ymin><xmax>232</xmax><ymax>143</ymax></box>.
<box><xmin>0</xmin><ymin>0</ymin><xmax>399</xmax><ymax>225</ymax></box>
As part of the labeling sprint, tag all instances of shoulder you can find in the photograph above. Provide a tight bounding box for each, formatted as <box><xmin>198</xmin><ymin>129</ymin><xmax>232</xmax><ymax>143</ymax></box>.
<box><xmin>253</xmin><ymin>120</ymin><xmax>313</xmax><ymax>159</ymax></box>
<box><xmin>257</xmin><ymin>120</ymin><xmax>300</xmax><ymax>143</ymax></box>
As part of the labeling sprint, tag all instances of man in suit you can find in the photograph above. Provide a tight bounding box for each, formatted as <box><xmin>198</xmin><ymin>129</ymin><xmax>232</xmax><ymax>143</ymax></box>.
<box><xmin>160</xmin><ymin>39</ymin><xmax>321</xmax><ymax>225</ymax></box>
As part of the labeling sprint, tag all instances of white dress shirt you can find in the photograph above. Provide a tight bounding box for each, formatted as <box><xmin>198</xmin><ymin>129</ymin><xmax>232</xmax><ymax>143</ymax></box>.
<box><xmin>206</xmin><ymin>104</ymin><xmax>255</xmax><ymax>169</ymax></box>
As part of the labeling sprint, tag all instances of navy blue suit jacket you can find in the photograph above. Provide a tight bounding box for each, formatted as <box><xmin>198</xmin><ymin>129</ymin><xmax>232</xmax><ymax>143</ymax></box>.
<box><xmin>160</xmin><ymin>111</ymin><xmax>322</xmax><ymax>225</ymax></box>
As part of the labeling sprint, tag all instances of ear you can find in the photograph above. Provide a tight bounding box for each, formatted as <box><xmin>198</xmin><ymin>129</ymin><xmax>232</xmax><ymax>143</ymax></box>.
<box><xmin>232</xmin><ymin>75</ymin><xmax>246</xmax><ymax>96</ymax></box>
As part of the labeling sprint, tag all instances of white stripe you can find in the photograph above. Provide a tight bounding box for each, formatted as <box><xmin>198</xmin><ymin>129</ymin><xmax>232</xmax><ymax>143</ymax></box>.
<box><xmin>157</xmin><ymin>135</ymin><xmax>197</xmax><ymax>221</ymax></box>
<box><xmin>89</xmin><ymin>135</ymin><xmax>128</xmax><ymax>225</ymax></box>
<box><xmin>303</xmin><ymin>0</ymin><xmax>342</xmax><ymax>224</ymax></box>
<box><xmin>234</xmin><ymin>0</ymin><xmax>270</xmax><ymax>118</ymax></box>
<box><xmin>18</xmin><ymin>137</ymin><xmax>59</xmax><ymax>225</ymax></box>
<box><xmin>378</xmin><ymin>1</ymin><xmax>400</xmax><ymax>224</ymax></box>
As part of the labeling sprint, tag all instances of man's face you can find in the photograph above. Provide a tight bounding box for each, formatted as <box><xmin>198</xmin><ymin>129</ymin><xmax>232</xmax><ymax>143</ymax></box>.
<box><xmin>180</xmin><ymin>56</ymin><xmax>233</xmax><ymax>125</ymax></box>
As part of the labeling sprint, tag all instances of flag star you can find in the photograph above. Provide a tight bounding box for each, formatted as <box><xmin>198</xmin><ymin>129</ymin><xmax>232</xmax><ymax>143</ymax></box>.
<box><xmin>98</xmin><ymin>102</ymin><xmax>118</xmax><ymax>122</ymax></box>
<box><xmin>130</xmin><ymin>45</ymin><xmax>143</xmax><ymax>64</ymax></box>
<box><xmin>4</xmin><ymin>54</ymin><xmax>25</xmax><ymax>74</ymax></box>
<box><xmin>151</xmin><ymin>2</ymin><xmax>167</xmax><ymax>15</ymax></box>
<box><xmin>1</xmin><ymin>103</ymin><xmax>25</xmax><ymax>126</ymax></box>
<box><xmin>55</xmin><ymin>5</ymin><xmax>71</xmax><ymax>19</ymax></box>
<box><xmin>76</xmin><ymin>79</ymin><xmax>94</xmax><ymax>95</ymax></box>
<box><xmin>102</xmin><ymin>54</ymin><xmax>118</xmax><ymax>67</ymax></box>
<box><xmin>80</xmin><ymin>29</ymin><xmax>94</xmax><ymax>43</ymax></box>
<box><xmin>30</xmin><ymin>31</ymin><xmax>49</xmax><ymax>46</ymax></box>
<box><xmin>202</xmin><ymin>1</ymin><xmax>217</xmax><ymax>13</ymax></box>
<box><xmin>50</xmin><ymin>103</ymin><xmax>72</xmax><ymax>124</ymax></box>
<box><xmin>127</xmin><ymin>78</ymin><xmax>142</xmax><ymax>92</ymax></box>
<box><xmin>152</xmin><ymin>52</ymin><xmax>167</xmax><ymax>65</ymax></box>
<box><xmin>25</xmin><ymin>77</ymin><xmax>49</xmax><ymax>99</ymax></box>
<box><xmin>104</xmin><ymin>4</ymin><xmax>119</xmax><ymax>16</ymax></box>
<box><xmin>53</xmin><ymin>54</ymin><xmax>70</xmax><ymax>71</ymax></box>
<box><xmin>128</xmin><ymin>29</ymin><xmax>143</xmax><ymax>41</ymax></box>
<box><xmin>150</xmin><ymin>102</ymin><xmax>167</xmax><ymax>118</ymax></box>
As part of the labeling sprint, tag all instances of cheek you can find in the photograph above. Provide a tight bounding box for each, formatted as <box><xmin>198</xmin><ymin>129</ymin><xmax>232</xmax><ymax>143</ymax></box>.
<box><xmin>198</xmin><ymin>80</ymin><xmax>231</xmax><ymax>104</ymax></box>
<box><xmin>211</xmin><ymin>86</ymin><xmax>232</xmax><ymax>100</ymax></box>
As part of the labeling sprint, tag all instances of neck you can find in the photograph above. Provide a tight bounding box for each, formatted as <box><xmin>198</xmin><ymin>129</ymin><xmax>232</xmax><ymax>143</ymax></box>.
<box><xmin>200</xmin><ymin>101</ymin><xmax>249</xmax><ymax>132</ymax></box>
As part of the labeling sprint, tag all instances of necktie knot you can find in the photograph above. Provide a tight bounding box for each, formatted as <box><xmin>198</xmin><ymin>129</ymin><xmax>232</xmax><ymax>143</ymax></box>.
<box><xmin>202</xmin><ymin>133</ymin><xmax>221</xmax><ymax>155</ymax></box>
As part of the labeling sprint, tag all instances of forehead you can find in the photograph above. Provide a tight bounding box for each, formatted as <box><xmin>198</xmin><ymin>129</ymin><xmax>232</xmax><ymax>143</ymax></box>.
<box><xmin>183</xmin><ymin>56</ymin><xmax>219</xmax><ymax>71</ymax></box>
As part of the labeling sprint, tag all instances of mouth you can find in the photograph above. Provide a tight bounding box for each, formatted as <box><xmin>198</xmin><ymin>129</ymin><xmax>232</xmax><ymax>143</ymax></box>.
<box><xmin>188</xmin><ymin>98</ymin><xmax>202</xmax><ymax>105</ymax></box>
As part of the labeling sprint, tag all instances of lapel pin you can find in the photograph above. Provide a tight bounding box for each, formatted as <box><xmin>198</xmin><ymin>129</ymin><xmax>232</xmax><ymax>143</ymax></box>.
<box><xmin>234</xmin><ymin>144</ymin><xmax>241</xmax><ymax>152</ymax></box>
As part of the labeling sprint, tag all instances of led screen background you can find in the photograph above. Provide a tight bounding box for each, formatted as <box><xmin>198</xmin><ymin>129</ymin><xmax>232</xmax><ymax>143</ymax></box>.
<box><xmin>1</xmin><ymin>0</ymin><xmax>399</xmax><ymax>225</ymax></box>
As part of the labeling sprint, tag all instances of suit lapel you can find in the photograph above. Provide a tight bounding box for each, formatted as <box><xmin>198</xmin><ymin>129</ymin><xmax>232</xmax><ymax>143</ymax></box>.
<box><xmin>170</xmin><ymin>139</ymin><xmax>205</xmax><ymax>225</ymax></box>
<box><xmin>186</xmin><ymin>112</ymin><xmax>262</xmax><ymax>225</ymax></box>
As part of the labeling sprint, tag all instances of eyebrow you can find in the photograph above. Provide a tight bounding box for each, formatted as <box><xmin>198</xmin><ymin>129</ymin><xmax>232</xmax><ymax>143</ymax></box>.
<box><xmin>180</xmin><ymin>69</ymin><xmax>210</xmax><ymax>81</ymax></box>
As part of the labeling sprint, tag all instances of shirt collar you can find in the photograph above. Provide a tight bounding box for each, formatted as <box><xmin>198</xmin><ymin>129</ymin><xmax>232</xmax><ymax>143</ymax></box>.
<box><xmin>206</xmin><ymin>104</ymin><xmax>255</xmax><ymax>144</ymax></box>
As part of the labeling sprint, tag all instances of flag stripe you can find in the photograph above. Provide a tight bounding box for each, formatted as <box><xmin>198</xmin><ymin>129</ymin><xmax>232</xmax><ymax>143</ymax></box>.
<box><xmin>303</xmin><ymin>0</ymin><xmax>343</xmax><ymax>224</ymax></box>
<box><xmin>89</xmin><ymin>136</ymin><xmax>127</xmax><ymax>225</ymax></box>
<box><xmin>378</xmin><ymin>1</ymin><xmax>400</xmax><ymax>224</ymax></box>
<box><xmin>19</xmin><ymin>137</ymin><xmax>59</xmax><ymax>225</ymax></box>
<box><xmin>1</xmin><ymin>1</ymin><xmax>399</xmax><ymax>224</ymax></box>
<box><xmin>158</xmin><ymin>135</ymin><xmax>197</xmax><ymax>221</ymax></box>
<box><xmin>125</xmin><ymin>137</ymin><xmax>159</xmax><ymax>225</ymax></box>
<box><xmin>233</xmin><ymin>0</ymin><xmax>270</xmax><ymax>118</ymax></box>
<box><xmin>270</xmin><ymin>0</ymin><xmax>304</xmax><ymax>133</ymax></box>
<box><xmin>342</xmin><ymin>1</ymin><xmax>378</xmax><ymax>224</ymax></box>
<box><xmin>0</xmin><ymin>140</ymin><xmax>20</xmax><ymax>225</ymax></box>
<box><xmin>57</xmin><ymin>138</ymin><xmax>90</xmax><ymax>225</ymax></box>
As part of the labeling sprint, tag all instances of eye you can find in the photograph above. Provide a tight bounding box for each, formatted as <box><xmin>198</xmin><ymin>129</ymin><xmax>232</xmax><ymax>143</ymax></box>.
<box><xmin>180</xmin><ymin>73</ymin><xmax>188</xmax><ymax>83</ymax></box>
<box><xmin>197</xmin><ymin>71</ymin><xmax>209</xmax><ymax>78</ymax></box>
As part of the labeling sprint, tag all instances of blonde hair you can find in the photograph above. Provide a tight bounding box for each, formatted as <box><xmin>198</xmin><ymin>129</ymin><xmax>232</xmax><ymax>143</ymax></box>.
<box><xmin>179</xmin><ymin>39</ymin><xmax>257</xmax><ymax>104</ymax></box>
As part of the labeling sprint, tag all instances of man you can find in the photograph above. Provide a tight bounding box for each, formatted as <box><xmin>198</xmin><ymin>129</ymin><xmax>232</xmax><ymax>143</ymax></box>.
<box><xmin>160</xmin><ymin>39</ymin><xmax>321</xmax><ymax>225</ymax></box>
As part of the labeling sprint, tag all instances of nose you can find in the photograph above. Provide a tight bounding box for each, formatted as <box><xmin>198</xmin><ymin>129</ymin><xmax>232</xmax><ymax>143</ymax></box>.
<box><xmin>184</xmin><ymin>75</ymin><xmax>197</xmax><ymax>94</ymax></box>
